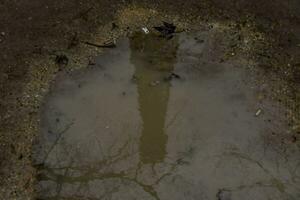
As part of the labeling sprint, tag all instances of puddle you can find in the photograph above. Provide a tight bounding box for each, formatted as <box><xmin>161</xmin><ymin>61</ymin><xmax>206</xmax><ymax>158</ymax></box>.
<box><xmin>33</xmin><ymin>32</ymin><xmax>300</xmax><ymax>200</ymax></box>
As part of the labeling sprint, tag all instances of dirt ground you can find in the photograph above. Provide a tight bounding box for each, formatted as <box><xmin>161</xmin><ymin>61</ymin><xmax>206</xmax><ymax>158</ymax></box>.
<box><xmin>0</xmin><ymin>0</ymin><xmax>300</xmax><ymax>199</ymax></box>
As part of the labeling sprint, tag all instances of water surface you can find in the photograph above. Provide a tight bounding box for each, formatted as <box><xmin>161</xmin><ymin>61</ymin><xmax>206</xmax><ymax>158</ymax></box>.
<box><xmin>33</xmin><ymin>32</ymin><xmax>300</xmax><ymax>200</ymax></box>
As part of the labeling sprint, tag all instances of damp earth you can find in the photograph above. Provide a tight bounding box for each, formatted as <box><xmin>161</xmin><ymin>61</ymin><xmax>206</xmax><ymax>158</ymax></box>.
<box><xmin>33</xmin><ymin>32</ymin><xmax>300</xmax><ymax>200</ymax></box>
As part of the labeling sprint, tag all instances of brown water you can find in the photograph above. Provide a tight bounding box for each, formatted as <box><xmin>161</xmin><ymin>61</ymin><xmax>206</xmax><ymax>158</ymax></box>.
<box><xmin>33</xmin><ymin>32</ymin><xmax>300</xmax><ymax>200</ymax></box>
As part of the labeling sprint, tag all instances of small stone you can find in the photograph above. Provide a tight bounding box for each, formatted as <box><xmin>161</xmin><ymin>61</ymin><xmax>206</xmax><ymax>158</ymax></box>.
<box><xmin>150</xmin><ymin>80</ymin><xmax>160</xmax><ymax>86</ymax></box>
<box><xmin>142</xmin><ymin>27</ymin><xmax>149</xmax><ymax>34</ymax></box>
<box><xmin>216</xmin><ymin>189</ymin><xmax>231</xmax><ymax>200</ymax></box>
<box><xmin>255</xmin><ymin>109</ymin><xmax>262</xmax><ymax>116</ymax></box>
<box><xmin>18</xmin><ymin>154</ymin><xmax>23</xmax><ymax>160</ymax></box>
<box><xmin>131</xmin><ymin>75</ymin><xmax>139</xmax><ymax>82</ymax></box>
<box><xmin>290</xmin><ymin>136</ymin><xmax>297</xmax><ymax>143</ymax></box>
<box><xmin>112</xmin><ymin>22</ymin><xmax>118</xmax><ymax>30</ymax></box>
<box><xmin>55</xmin><ymin>54</ymin><xmax>69</xmax><ymax>66</ymax></box>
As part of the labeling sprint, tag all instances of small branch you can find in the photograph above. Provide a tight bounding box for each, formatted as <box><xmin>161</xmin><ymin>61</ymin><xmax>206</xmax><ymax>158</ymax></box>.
<box><xmin>83</xmin><ymin>41</ymin><xmax>116</xmax><ymax>48</ymax></box>
<box><xmin>70</xmin><ymin>7</ymin><xmax>94</xmax><ymax>22</ymax></box>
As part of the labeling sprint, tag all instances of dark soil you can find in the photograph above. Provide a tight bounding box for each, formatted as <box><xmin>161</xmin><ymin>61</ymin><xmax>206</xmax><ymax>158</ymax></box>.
<box><xmin>0</xmin><ymin>0</ymin><xmax>299</xmax><ymax>199</ymax></box>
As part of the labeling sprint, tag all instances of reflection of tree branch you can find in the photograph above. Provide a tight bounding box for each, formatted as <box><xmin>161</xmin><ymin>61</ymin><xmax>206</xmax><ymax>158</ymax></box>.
<box><xmin>42</xmin><ymin>135</ymin><xmax>135</xmax><ymax>171</ymax></box>
<box><xmin>43</xmin><ymin>122</ymin><xmax>74</xmax><ymax>163</ymax></box>
<box><xmin>214</xmin><ymin>150</ymin><xmax>300</xmax><ymax>197</ymax></box>
<box><xmin>41</xmin><ymin>169</ymin><xmax>160</xmax><ymax>200</ymax></box>
<box><xmin>166</xmin><ymin>101</ymin><xmax>187</xmax><ymax>130</ymax></box>
<box><xmin>217</xmin><ymin>150</ymin><xmax>271</xmax><ymax>175</ymax></box>
<box><xmin>217</xmin><ymin>178</ymin><xmax>295</xmax><ymax>199</ymax></box>
<box><xmin>290</xmin><ymin>161</ymin><xmax>300</xmax><ymax>183</ymax></box>
<box><xmin>99</xmin><ymin>180</ymin><xmax>121</xmax><ymax>200</ymax></box>
<box><xmin>145</xmin><ymin>158</ymin><xmax>182</xmax><ymax>187</ymax></box>
<box><xmin>39</xmin><ymin>131</ymin><xmax>190</xmax><ymax>200</ymax></box>
<box><xmin>94</xmin><ymin>136</ymin><xmax>106</xmax><ymax>160</ymax></box>
<box><xmin>54</xmin><ymin>159</ymin><xmax>74</xmax><ymax>199</ymax></box>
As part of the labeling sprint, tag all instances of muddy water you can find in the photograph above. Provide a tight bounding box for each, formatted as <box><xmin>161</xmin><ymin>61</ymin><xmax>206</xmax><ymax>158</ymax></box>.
<box><xmin>33</xmin><ymin>32</ymin><xmax>300</xmax><ymax>200</ymax></box>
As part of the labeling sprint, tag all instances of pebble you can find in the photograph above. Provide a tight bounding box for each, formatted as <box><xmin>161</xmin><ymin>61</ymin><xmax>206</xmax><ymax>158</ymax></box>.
<box><xmin>142</xmin><ymin>27</ymin><xmax>149</xmax><ymax>34</ymax></box>
<box><xmin>255</xmin><ymin>109</ymin><xmax>262</xmax><ymax>116</ymax></box>
<box><xmin>150</xmin><ymin>80</ymin><xmax>160</xmax><ymax>86</ymax></box>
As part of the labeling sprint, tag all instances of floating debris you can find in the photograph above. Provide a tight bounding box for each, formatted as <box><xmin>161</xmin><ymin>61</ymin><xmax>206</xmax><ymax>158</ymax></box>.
<box><xmin>164</xmin><ymin>72</ymin><xmax>181</xmax><ymax>81</ymax></box>
<box><xmin>55</xmin><ymin>54</ymin><xmax>69</xmax><ymax>66</ymax></box>
<box><xmin>142</xmin><ymin>27</ymin><xmax>149</xmax><ymax>34</ymax></box>
<box><xmin>154</xmin><ymin>21</ymin><xmax>176</xmax><ymax>39</ymax></box>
